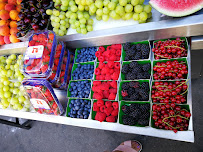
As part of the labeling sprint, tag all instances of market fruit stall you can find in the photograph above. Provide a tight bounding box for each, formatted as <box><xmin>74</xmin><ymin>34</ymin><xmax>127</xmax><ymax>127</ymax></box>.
<box><xmin>0</xmin><ymin>0</ymin><xmax>202</xmax><ymax>143</ymax></box>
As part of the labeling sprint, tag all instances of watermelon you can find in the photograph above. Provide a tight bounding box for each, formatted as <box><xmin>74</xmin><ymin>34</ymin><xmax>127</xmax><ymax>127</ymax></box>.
<box><xmin>149</xmin><ymin>0</ymin><xmax>203</xmax><ymax>17</ymax></box>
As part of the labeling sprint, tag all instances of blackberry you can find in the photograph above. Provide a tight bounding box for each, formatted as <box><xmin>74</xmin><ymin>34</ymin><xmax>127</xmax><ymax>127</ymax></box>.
<box><xmin>128</xmin><ymin>117</ymin><xmax>137</xmax><ymax>126</ymax></box>
<box><xmin>140</xmin><ymin>111</ymin><xmax>150</xmax><ymax>119</ymax></box>
<box><xmin>129</xmin><ymin>81</ymin><xmax>139</xmax><ymax>88</ymax></box>
<box><xmin>138</xmin><ymin>119</ymin><xmax>149</xmax><ymax>126</ymax></box>
<box><xmin>125</xmin><ymin>56</ymin><xmax>130</xmax><ymax>61</ymax></box>
<box><xmin>129</xmin><ymin>61</ymin><xmax>139</xmax><ymax>68</ymax></box>
<box><xmin>121</xmin><ymin>105</ymin><xmax>131</xmax><ymax>114</ymax></box>
<box><xmin>139</xmin><ymin>90</ymin><xmax>149</xmax><ymax>101</ymax></box>
<box><xmin>123</xmin><ymin>96</ymin><xmax>130</xmax><ymax>100</ymax></box>
<box><xmin>132</xmin><ymin>65</ymin><xmax>142</xmax><ymax>74</ymax></box>
<box><xmin>135</xmin><ymin>44</ymin><xmax>141</xmax><ymax>51</ymax></box>
<box><xmin>130</xmin><ymin>44</ymin><xmax>137</xmax><ymax>51</ymax></box>
<box><xmin>140</xmin><ymin>82</ymin><xmax>149</xmax><ymax>91</ymax></box>
<box><xmin>128</xmin><ymin>87</ymin><xmax>135</xmax><ymax>95</ymax></box>
<box><xmin>141</xmin><ymin>44</ymin><xmax>150</xmax><ymax>56</ymax></box>
<box><xmin>143</xmin><ymin>72</ymin><xmax>151</xmax><ymax>79</ymax></box>
<box><xmin>129</xmin><ymin>110</ymin><xmax>141</xmax><ymax>118</ymax></box>
<box><xmin>123</xmin><ymin>43</ymin><xmax>131</xmax><ymax>51</ymax></box>
<box><xmin>130</xmin><ymin>93</ymin><xmax>139</xmax><ymax>101</ymax></box>
<box><xmin>140</xmin><ymin>103</ymin><xmax>150</xmax><ymax>112</ymax></box>
<box><xmin>126</xmin><ymin>72</ymin><xmax>136</xmax><ymax>80</ymax></box>
<box><xmin>134</xmin><ymin>52</ymin><xmax>141</xmax><ymax>60</ymax></box>
<box><xmin>122</xmin><ymin>115</ymin><xmax>130</xmax><ymax>125</ymax></box>
<box><xmin>137</xmin><ymin>73</ymin><xmax>145</xmax><ymax>79</ymax></box>
<box><xmin>142</xmin><ymin>63</ymin><xmax>151</xmax><ymax>72</ymax></box>
<box><xmin>128</xmin><ymin>48</ymin><xmax>136</xmax><ymax>56</ymax></box>
<box><xmin>142</xmin><ymin>55</ymin><xmax>149</xmax><ymax>59</ymax></box>
<box><xmin>129</xmin><ymin>103</ymin><xmax>140</xmax><ymax>111</ymax></box>
<box><xmin>121</xmin><ymin>64</ymin><xmax>129</xmax><ymax>74</ymax></box>
<box><xmin>122</xmin><ymin>82</ymin><xmax>129</xmax><ymax>90</ymax></box>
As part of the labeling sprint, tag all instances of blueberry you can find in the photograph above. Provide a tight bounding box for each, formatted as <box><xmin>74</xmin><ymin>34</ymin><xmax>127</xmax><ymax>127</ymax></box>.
<box><xmin>87</xmin><ymin>105</ymin><xmax>91</xmax><ymax>108</ymax></box>
<box><xmin>69</xmin><ymin>103</ymin><xmax>73</xmax><ymax>108</ymax></box>
<box><xmin>73</xmin><ymin>111</ymin><xmax>77</xmax><ymax>115</ymax></box>
<box><xmin>75</xmin><ymin>106</ymin><xmax>80</xmax><ymax>110</ymax></box>
<box><xmin>84</xmin><ymin>115</ymin><xmax>88</xmax><ymax>119</ymax></box>
<box><xmin>77</xmin><ymin>115</ymin><xmax>80</xmax><ymax>118</ymax></box>
<box><xmin>84</xmin><ymin>107</ymin><xmax>88</xmax><ymax>111</ymax></box>
<box><xmin>83</xmin><ymin>111</ymin><xmax>88</xmax><ymax>115</ymax></box>
<box><xmin>68</xmin><ymin>112</ymin><xmax>71</xmax><ymax>116</ymax></box>
<box><xmin>76</xmin><ymin>102</ymin><xmax>81</xmax><ymax>106</ymax></box>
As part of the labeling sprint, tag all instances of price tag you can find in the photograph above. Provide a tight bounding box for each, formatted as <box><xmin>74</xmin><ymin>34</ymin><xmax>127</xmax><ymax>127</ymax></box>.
<box><xmin>30</xmin><ymin>99</ymin><xmax>50</xmax><ymax>110</ymax></box>
<box><xmin>24</xmin><ymin>45</ymin><xmax>44</xmax><ymax>60</ymax></box>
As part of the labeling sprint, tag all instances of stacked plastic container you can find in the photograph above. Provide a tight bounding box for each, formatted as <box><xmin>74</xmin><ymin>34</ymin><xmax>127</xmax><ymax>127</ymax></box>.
<box><xmin>22</xmin><ymin>30</ymin><xmax>73</xmax><ymax>115</ymax></box>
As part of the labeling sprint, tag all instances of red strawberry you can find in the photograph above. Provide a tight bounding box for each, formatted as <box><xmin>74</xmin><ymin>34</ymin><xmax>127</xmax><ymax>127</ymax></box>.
<box><xmin>60</xmin><ymin>71</ymin><xmax>65</xmax><ymax>77</ymax></box>
<box><xmin>32</xmin><ymin>35</ymin><xmax>38</xmax><ymax>41</ymax></box>
<box><xmin>38</xmin><ymin>34</ymin><xmax>46</xmax><ymax>42</ymax></box>
<box><xmin>29</xmin><ymin>40</ymin><xmax>35</xmax><ymax>46</ymax></box>
<box><xmin>55</xmin><ymin>52</ymin><xmax>61</xmax><ymax>58</ymax></box>
<box><xmin>54</xmin><ymin>58</ymin><xmax>59</xmax><ymax>65</ymax></box>
<box><xmin>49</xmin><ymin>73</ymin><xmax>56</xmax><ymax>80</ymax></box>
<box><xmin>48</xmin><ymin>33</ymin><xmax>54</xmax><ymax>41</ymax></box>
<box><xmin>42</xmin><ymin>55</ymin><xmax>50</xmax><ymax>63</ymax></box>
<box><xmin>47</xmin><ymin>42</ymin><xmax>53</xmax><ymax>51</ymax></box>
<box><xmin>53</xmin><ymin>65</ymin><xmax>57</xmax><ymax>71</ymax></box>
<box><xmin>41</xmin><ymin>64</ymin><xmax>48</xmax><ymax>73</ymax></box>
<box><xmin>56</xmin><ymin>44</ymin><xmax>62</xmax><ymax>51</ymax></box>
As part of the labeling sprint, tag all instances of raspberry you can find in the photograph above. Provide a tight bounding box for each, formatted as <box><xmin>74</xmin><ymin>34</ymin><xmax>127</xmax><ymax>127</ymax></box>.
<box><xmin>108</xmin><ymin>93</ymin><xmax>116</xmax><ymax>100</ymax></box>
<box><xmin>116</xmin><ymin>49</ymin><xmax>121</xmax><ymax>56</ymax></box>
<box><xmin>97</xmin><ymin>99</ymin><xmax>104</xmax><ymax>107</ymax></box>
<box><xmin>114</xmin><ymin>69</ymin><xmax>120</xmax><ymax>73</ymax></box>
<box><xmin>93</xmin><ymin>102</ymin><xmax>100</xmax><ymax>111</ymax></box>
<box><xmin>100</xmin><ymin>84</ymin><xmax>106</xmax><ymax>90</ymax></box>
<box><xmin>101</xmin><ymin>67</ymin><xmax>110</xmax><ymax>75</ymax></box>
<box><xmin>100</xmin><ymin>105</ymin><xmax>106</xmax><ymax>112</ymax></box>
<box><xmin>109</xmin><ymin>69</ymin><xmax>114</xmax><ymax>74</ymax></box>
<box><xmin>114</xmin><ymin>62</ymin><xmax>120</xmax><ymax>69</ymax></box>
<box><xmin>95</xmin><ymin>112</ymin><xmax>106</xmax><ymax>122</ymax></box>
<box><xmin>110</xmin><ymin>81</ymin><xmax>117</xmax><ymax>88</ymax></box>
<box><xmin>116</xmin><ymin>56</ymin><xmax>120</xmax><ymax>61</ymax></box>
<box><xmin>99</xmin><ymin>75</ymin><xmax>105</xmax><ymax>80</ymax></box>
<box><xmin>109</xmin><ymin>54</ymin><xmax>116</xmax><ymax>61</ymax></box>
<box><xmin>93</xmin><ymin>81</ymin><xmax>102</xmax><ymax>86</ymax></box>
<box><xmin>94</xmin><ymin>93</ymin><xmax>103</xmax><ymax>100</ymax></box>
<box><xmin>106</xmin><ymin>116</ymin><xmax>116</xmax><ymax>122</ymax></box>
<box><xmin>105</xmin><ymin>74</ymin><xmax>111</xmax><ymax>80</ymax></box>
<box><xmin>95</xmin><ymin>68</ymin><xmax>101</xmax><ymax>75</ymax></box>
<box><xmin>112</xmin><ymin>102</ymin><xmax>119</xmax><ymax>109</ymax></box>
<box><xmin>103</xmin><ymin>90</ymin><xmax>110</xmax><ymax>98</ymax></box>
<box><xmin>110</xmin><ymin>48</ymin><xmax>116</xmax><ymax>54</ymax></box>
<box><xmin>111</xmin><ymin>109</ymin><xmax>118</xmax><ymax>116</ymax></box>
<box><xmin>98</xmin><ymin>62</ymin><xmax>105</xmax><ymax>69</ymax></box>
<box><xmin>104</xmin><ymin>107</ymin><xmax>114</xmax><ymax>116</ymax></box>
<box><xmin>99</xmin><ymin>46</ymin><xmax>105</xmax><ymax>52</ymax></box>
<box><xmin>106</xmin><ymin>46</ymin><xmax>111</xmax><ymax>51</ymax></box>
<box><xmin>95</xmin><ymin>51</ymin><xmax>102</xmax><ymax>57</ymax></box>
<box><xmin>103</xmin><ymin>82</ymin><xmax>110</xmax><ymax>89</ymax></box>
<box><xmin>107</xmin><ymin>61</ymin><xmax>114</xmax><ymax>68</ymax></box>
<box><xmin>109</xmin><ymin>88</ymin><xmax>117</xmax><ymax>94</ymax></box>
<box><xmin>98</xmin><ymin>56</ymin><xmax>105</xmax><ymax>62</ymax></box>
<box><xmin>111</xmin><ymin>72</ymin><xmax>119</xmax><ymax>80</ymax></box>
<box><xmin>105</xmin><ymin>101</ymin><xmax>112</xmax><ymax>107</ymax></box>
<box><xmin>103</xmin><ymin>51</ymin><xmax>111</xmax><ymax>58</ymax></box>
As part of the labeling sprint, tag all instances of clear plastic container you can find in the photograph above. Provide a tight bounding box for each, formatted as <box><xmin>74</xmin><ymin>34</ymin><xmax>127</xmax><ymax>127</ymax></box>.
<box><xmin>22</xmin><ymin>31</ymin><xmax>57</xmax><ymax>78</ymax></box>
<box><xmin>22</xmin><ymin>79</ymin><xmax>64</xmax><ymax>115</ymax></box>
<box><xmin>47</xmin><ymin>41</ymin><xmax>65</xmax><ymax>84</ymax></box>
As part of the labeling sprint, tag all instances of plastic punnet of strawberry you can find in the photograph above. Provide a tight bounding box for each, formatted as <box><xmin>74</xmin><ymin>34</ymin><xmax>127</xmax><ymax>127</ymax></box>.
<box><xmin>23</xmin><ymin>31</ymin><xmax>57</xmax><ymax>78</ymax></box>
<box><xmin>47</xmin><ymin>41</ymin><xmax>65</xmax><ymax>84</ymax></box>
<box><xmin>22</xmin><ymin>79</ymin><xmax>63</xmax><ymax>115</ymax></box>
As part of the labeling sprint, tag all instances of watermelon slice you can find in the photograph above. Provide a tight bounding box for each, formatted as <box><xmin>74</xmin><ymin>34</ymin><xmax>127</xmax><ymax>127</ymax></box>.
<box><xmin>149</xmin><ymin>0</ymin><xmax>203</xmax><ymax>17</ymax></box>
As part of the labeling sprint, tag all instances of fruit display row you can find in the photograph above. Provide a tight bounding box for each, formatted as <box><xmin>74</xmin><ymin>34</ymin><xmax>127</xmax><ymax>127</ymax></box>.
<box><xmin>46</xmin><ymin>0</ymin><xmax>152</xmax><ymax>35</ymax></box>
<box><xmin>65</xmin><ymin>36</ymin><xmax>191</xmax><ymax>133</ymax></box>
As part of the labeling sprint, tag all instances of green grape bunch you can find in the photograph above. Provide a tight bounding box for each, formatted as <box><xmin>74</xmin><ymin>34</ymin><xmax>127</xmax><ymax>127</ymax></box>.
<box><xmin>47</xmin><ymin>0</ymin><xmax>152</xmax><ymax>35</ymax></box>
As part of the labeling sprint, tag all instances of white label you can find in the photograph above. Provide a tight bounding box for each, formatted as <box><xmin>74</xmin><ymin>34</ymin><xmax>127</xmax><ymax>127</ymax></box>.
<box><xmin>24</xmin><ymin>45</ymin><xmax>44</xmax><ymax>60</ymax></box>
<box><xmin>30</xmin><ymin>99</ymin><xmax>50</xmax><ymax>110</ymax></box>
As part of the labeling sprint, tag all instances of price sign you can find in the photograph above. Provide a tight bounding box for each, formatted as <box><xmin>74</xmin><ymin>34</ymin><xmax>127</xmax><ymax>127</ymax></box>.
<box><xmin>24</xmin><ymin>45</ymin><xmax>44</xmax><ymax>59</ymax></box>
<box><xmin>30</xmin><ymin>99</ymin><xmax>50</xmax><ymax>110</ymax></box>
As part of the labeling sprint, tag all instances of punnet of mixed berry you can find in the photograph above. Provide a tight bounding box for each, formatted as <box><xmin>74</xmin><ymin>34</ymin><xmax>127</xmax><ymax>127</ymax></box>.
<box><xmin>22</xmin><ymin>31</ymin><xmax>57</xmax><ymax>78</ymax></box>
<box><xmin>22</xmin><ymin>79</ymin><xmax>64</xmax><ymax>115</ymax></box>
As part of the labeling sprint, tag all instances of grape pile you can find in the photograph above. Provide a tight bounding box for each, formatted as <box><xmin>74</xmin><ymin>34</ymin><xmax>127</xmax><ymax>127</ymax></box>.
<box><xmin>0</xmin><ymin>54</ymin><xmax>31</xmax><ymax>111</ymax></box>
<box><xmin>17</xmin><ymin>0</ymin><xmax>53</xmax><ymax>37</ymax></box>
<box><xmin>46</xmin><ymin>0</ymin><xmax>152</xmax><ymax>35</ymax></box>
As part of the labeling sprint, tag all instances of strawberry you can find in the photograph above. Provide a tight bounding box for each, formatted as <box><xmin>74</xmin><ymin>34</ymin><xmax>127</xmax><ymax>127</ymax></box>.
<box><xmin>38</xmin><ymin>34</ymin><xmax>46</xmax><ymax>42</ymax></box>
<box><xmin>47</xmin><ymin>42</ymin><xmax>53</xmax><ymax>51</ymax></box>
<box><xmin>32</xmin><ymin>35</ymin><xmax>38</xmax><ymax>41</ymax></box>
<box><xmin>41</xmin><ymin>64</ymin><xmax>48</xmax><ymax>73</ymax></box>
<box><xmin>49</xmin><ymin>73</ymin><xmax>56</xmax><ymax>80</ymax></box>
<box><xmin>54</xmin><ymin>58</ymin><xmax>59</xmax><ymax>65</ymax></box>
<box><xmin>60</xmin><ymin>71</ymin><xmax>65</xmax><ymax>77</ymax></box>
<box><xmin>53</xmin><ymin>65</ymin><xmax>57</xmax><ymax>71</ymax></box>
<box><xmin>29</xmin><ymin>40</ymin><xmax>35</xmax><ymax>46</ymax></box>
<box><xmin>48</xmin><ymin>33</ymin><xmax>54</xmax><ymax>41</ymax></box>
<box><xmin>43</xmin><ymin>48</ymin><xmax>50</xmax><ymax>56</ymax></box>
<box><xmin>42</xmin><ymin>55</ymin><xmax>50</xmax><ymax>63</ymax></box>
<box><xmin>56</xmin><ymin>44</ymin><xmax>62</xmax><ymax>51</ymax></box>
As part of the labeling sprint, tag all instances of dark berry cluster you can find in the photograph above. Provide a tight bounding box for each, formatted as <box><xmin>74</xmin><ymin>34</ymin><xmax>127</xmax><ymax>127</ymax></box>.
<box><xmin>69</xmin><ymin>80</ymin><xmax>91</xmax><ymax>98</ymax></box>
<box><xmin>123</xmin><ymin>43</ymin><xmax>150</xmax><ymax>61</ymax></box>
<box><xmin>68</xmin><ymin>99</ymin><xmax>91</xmax><ymax>119</ymax></box>
<box><xmin>72</xmin><ymin>63</ymin><xmax>94</xmax><ymax>80</ymax></box>
<box><xmin>121</xmin><ymin>82</ymin><xmax>149</xmax><ymax>101</ymax></box>
<box><xmin>76</xmin><ymin>47</ymin><xmax>97</xmax><ymax>63</ymax></box>
<box><xmin>121</xmin><ymin>61</ymin><xmax>151</xmax><ymax>80</ymax></box>
<box><xmin>121</xmin><ymin>103</ymin><xmax>150</xmax><ymax>126</ymax></box>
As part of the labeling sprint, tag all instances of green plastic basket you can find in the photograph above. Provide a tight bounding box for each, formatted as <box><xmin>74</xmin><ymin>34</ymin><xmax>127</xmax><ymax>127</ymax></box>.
<box><xmin>91</xmin><ymin>99</ymin><xmax>119</xmax><ymax>123</ymax></box>
<box><xmin>66</xmin><ymin>98</ymin><xmax>92</xmax><ymax>119</ymax></box>
<box><xmin>119</xmin><ymin>101</ymin><xmax>151</xmax><ymax>127</ymax></box>
<box><xmin>118</xmin><ymin>80</ymin><xmax>150</xmax><ymax>101</ymax></box>
<box><xmin>151</xmin><ymin>80</ymin><xmax>189</xmax><ymax>104</ymax></box>
<box><xmin>152</xmin><ymin>57</ymin><xmax>188</xmax><ymax>80</ymax></box>
<box><xmin>152</xmin><ymin>37</ymin><xmax>188</xmax><ymax>60</ymax></box>
<box><xmin>150</xmin><ymin>103</ymin><xmax>190</xmax><ymax>130</ymax></box>
<box><xmin>71</xmin><ymin>62</ymin><xmax>95</xmax><ymax>80</ymax></box>
<box><xmin>67</xmin><ymin>80</ymin><xmax>92</xmax><ymax>99</ymax></box>
<box><xmin>121</xmin><ymin>60</ymin><xmax>151</xmax><ymax>80</ymax></box>
<box><xmin>122</xmin><ymin>40</ymin><xmax>151</xmax><ymax>61</ymax></box>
